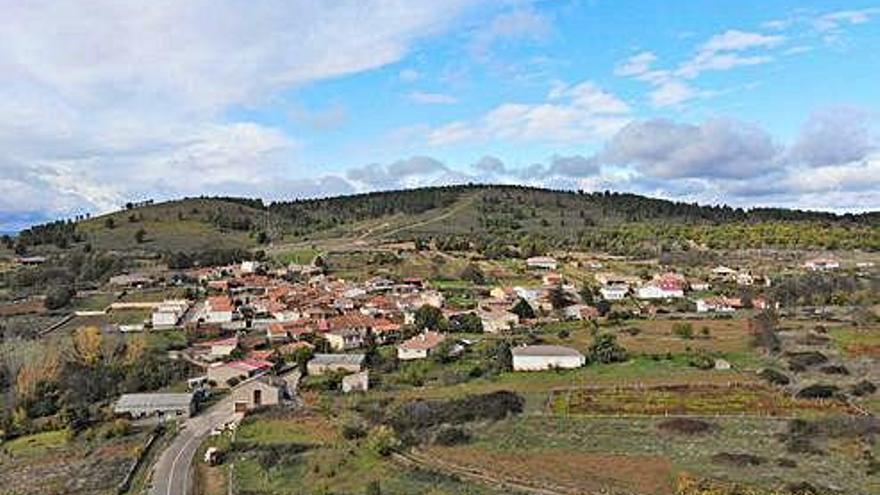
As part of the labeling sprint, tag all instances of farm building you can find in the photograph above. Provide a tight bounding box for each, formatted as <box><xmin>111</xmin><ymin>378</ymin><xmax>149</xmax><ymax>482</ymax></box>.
<box><xmin>526</xmin><ymin>256</ymin><xmax>558</xmax><ymax>270</ymax></box>
<box><xmin>231</xmin><ymin>376</ymin><xmax>286</xmax><ymax>412</ymax></box>
<box><xmin>511</xmin><ymin>345</ymin><xmax>586</xmax><ymax>371</ymax></box>
<box><xmin>113</xmin><ymin>393</ymin><xmax>195</xmax><ymax>419</ymax></box>
<box><xmin>307</xmin><ymin>353</ymin><xmax>365</xmax><ymax>375</ymax></box>
<box><xmin>207</xmin><ymin>358</ymin><xmax>273</xmax><ymax>387</ymax></box>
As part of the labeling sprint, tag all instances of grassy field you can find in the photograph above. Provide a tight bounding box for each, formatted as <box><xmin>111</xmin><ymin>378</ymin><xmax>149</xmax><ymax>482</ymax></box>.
<box><xmin>547</xmin><ymin>383</ymin><xmax>852</xmax><ymax>417</ymax></box>
<box><xmin>71</xmin><ymin>292</ymin><xmax>117</xmax><ymax>311</ymax></box>
<box><xmin>271</xmin><ymin>247</ymin><xmax>321</xmax><ymax>265</ymax></box>
<box><xmin>0</xmin><ymin>428</ymin><xmax>148</xmax><ymax>495</ymax></box>
<box><xmin>828</xmin><ymin>325</ymin><xmax>880</xmax><ymax>357</ymax></box>
<box><xmin>225</xmin><ymin>412</ymin><xmax>507</xmax><ymax>495</ymax></box>
<box><xmin>426</xmin><ymin>415</ymin><xmax>878</xmax><ymax>495</ymax></box>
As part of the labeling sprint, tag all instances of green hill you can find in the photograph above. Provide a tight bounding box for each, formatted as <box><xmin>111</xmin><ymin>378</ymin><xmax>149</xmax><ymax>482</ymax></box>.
<box><xmin>10</xmin><ymin>185</ymin><xmax>880</xmax><ymax>258</ymax></box>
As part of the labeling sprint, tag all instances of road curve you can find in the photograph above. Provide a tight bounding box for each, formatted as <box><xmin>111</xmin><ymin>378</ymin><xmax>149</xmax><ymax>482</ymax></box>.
<box><xmin>148</xmin><ymin>398</ymin><xmax>239</xmax><ymax>495</ymax></box>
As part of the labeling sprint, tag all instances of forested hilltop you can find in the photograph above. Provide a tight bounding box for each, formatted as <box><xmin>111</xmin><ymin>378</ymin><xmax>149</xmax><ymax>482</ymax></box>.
<box><xmin>7</xmin><ymin>185</ymin><xmax>880</xmax><ymax>260</ymax></box>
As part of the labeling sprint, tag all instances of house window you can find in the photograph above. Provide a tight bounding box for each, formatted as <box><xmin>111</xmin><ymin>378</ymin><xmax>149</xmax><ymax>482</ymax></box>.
<box><xmin>253</xmin><ymin>389</ymin><xmax>262</xmax><ymax>406</ymax></box>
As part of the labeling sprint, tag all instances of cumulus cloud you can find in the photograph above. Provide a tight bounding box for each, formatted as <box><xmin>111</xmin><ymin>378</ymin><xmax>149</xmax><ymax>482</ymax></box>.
<box><xmin>427</xmin><ymin>80</ymin><xmax>630</xmax><ymax>145</ymax></box>
<box><xmin>0</xmin><ymin>0</ymin><xmax>478</xmax><ymax>227</ymax></box>
<box><xmin>599</xmin><ymin>118</ymin><xmax>781</xmax><ymax>179</ymax></box>
<box><xmin>789</xmin><ymin>106</ymin><xmax>874</xmax><ymax>167</ymax></box>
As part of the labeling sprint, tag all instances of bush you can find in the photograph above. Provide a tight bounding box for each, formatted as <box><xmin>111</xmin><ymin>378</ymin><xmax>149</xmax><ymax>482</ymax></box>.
<box><xmin>796</xmin><ymin>384</ymin><xmax>839</xmax><ymax>400</ymax></box>
<box><xmin>711</xmin><ymin>452</ymin><xmax>765</xmax><ymax>467</ymax></box>
<box><xmin>342</xmin><ymin>421</ymin><xmax>367</xmax><ymax>440</ymax></box>
<box><xmin>389</xmin><ymin>391</ymin><xmax>524</xmax><ymax>433</ymax></box>
<box><xmin>45</xmin><ymin>285</ymin><xmax>75</xmax><ymax>310</ymax></box>
<box><xmin>657</xmin><ymin>418</ymin><xmax>716</xmax><ymax>435</ymax></box>
<box><xmin>686</xmin><ymin>350</ymin><xmax>714</xmax><ymax>370</ymax></box>
<box><xmin>366</xmin><ymin>425</ymin><xmax>400</xmax><ymax>456</ymax></box>
<box><xmin>672</xmin><ymin>322</ymin><xmax>694</xmax><ymax>339</ymax></box>
<box><xmin>433</xmin><ymin>426</ymin><xmax>471</xmax><ymax>446</ymax></box>
<box><xmin>852</xmin><ymin>380</ymin><xmax>877</xmax><ymax>397</ymax></box>
<box><xmin>757</xmin><ymin>368</ymin><xmax>790</xmax><ymax>386</ymax></box>
<box><xmin>589</xmin><ymin>333</ymin><xmax>627</xmax><ymax>364</ymax></box>
<box><xmin>786</xmin><ymin>351</ymin><xmax>828</xmax><ymax>372</ymax></box>
<box><xmin>819</xmin><ymin>364</ymin><xmax>849</xmax><ymax>375</ymax></box>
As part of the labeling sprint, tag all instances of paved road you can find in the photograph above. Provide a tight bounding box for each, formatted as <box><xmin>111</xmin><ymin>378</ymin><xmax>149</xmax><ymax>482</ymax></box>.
<box><xmin>148</xmin><ymin>396</ymin><xmax>240</xmax><ymax>495</ymax></box>
<box><xmin>148</xmin><ymin>370</ymin><xmax>300</xmax><ymax>495</ymax></box>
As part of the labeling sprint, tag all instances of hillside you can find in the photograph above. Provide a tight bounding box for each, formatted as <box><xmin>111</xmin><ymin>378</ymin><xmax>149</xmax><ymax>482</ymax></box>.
<box><xmin>9</xmin><ymin>185</ymin><xmax>880</xmax><ymax>258</ymax></box>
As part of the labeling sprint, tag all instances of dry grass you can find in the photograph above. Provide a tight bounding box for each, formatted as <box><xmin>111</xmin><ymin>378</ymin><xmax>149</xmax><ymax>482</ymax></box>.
<box><xmin>619</xmin><ymin>319</ymin><xmax>751</xmax><ymax>355</ymax></box>
<box><xmin>549</xmin><ymin>383</ymin><xmax>853</xmax><ymax>417</ymax></box>
<box><xmin>424</xmin><ymin>446</ymin><xmax>673</xmax><ymax>495</ymax></box>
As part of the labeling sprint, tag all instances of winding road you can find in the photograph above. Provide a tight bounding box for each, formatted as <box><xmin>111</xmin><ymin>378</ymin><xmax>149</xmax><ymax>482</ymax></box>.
<box><xmin>148</xmin><ymin>395</ymin><xmax>240</xmax><ymax>495</ymax></box>
<box><xmin>148</xmin><ymin>371</ymin><xmax>300</xmax><ymax>495</ymax></box>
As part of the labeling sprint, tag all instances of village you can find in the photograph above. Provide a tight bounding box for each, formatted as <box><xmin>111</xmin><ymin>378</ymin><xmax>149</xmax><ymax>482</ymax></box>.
<box><xmin>99</xmin><ymin>252</ymin><xmax>863</xmax><ymax>418</ymax></box>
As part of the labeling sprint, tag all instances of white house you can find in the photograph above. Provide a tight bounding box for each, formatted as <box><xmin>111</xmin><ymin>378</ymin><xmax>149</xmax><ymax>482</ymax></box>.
<box><xmin>526</xmin><ymin>256</ymin><xmax>558</xmax><ymax>270</ymax></box>
<box><xmin>204</xmin><ymin>296</ymin><xmax>235</xmax><ymax>324</ymax></box>
<box><xmin>324</xmin><ymin>328</ymin><xmax>364</xmax><ymax>351</ymax></box>
<box><xmin>695</xmin><ymin>297</ymin><xmax>739</xmax><ymax>313</ymax></box>
<box><xmin>599</xmin><ymin>284</ymin><xmax>629</xmax><ymax>301</ymax></box>
<box><xmin>397</xmin><ymin>331</ymin><xmax>446</xmax><ymax>360</ymax></box>
<box><xmin>636</xmin><ymin>284</ymin><xmax>683</xmax><ymax>299</ymax></box>
<box><xmin>511</xmin><ymin>345</ymin><xmax>586</xmax><ymax>371</ymax></box>
<box><xmin>804</xmin><ymin>258</ymin><xmax>840</xmax><ymax>272</ymax></box>
<box><xmin>151</xmin><ymin>299</ymin><xmax>190</xmax><ymax>329</ymax></box>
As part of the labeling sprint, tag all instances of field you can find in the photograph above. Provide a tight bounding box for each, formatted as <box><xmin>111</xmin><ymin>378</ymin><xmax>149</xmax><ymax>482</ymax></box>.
<box><xmin>207</xmin><ymin>412</ymin><xmax>508</xmax><ymax>495</ymax></box>
<box><xmin>0</xmin><ymin>428</ymin><xmax>149</xmax><ymax>495</ymax></box>
<box><xmin>547</xmin><ymin>383</ymin><xmax>852</xmax><ymax>417</ymax></box>
<box><xmin>421</xmin><ymin>415</ymin><xmax>879</xmax><ymax>495</ymax></box>
<box><xmin>829</xmin><ymin>326</ymin><xmax>880</xmax><ymax>357</ymax></box>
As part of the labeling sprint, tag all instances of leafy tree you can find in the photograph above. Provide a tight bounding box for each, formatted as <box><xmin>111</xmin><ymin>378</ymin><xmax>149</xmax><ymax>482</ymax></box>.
<box><xmin>459</xmin><ymin>263</ymin><xmax>486</xmax><ymax>285</ymax></box>
<box><xmin>448</xmin><ymin>312</ymin><xmax>483</xmax><ymax>333</ymax></box>
<box><xmin>414</xmin><ymin>304</ymin><xmax>446</xmax><ymax>331</ymax></box>
<box><xmin>104</xmin><ymin>217</ymin><xmax>116</xmax><ymax>229</ymax></box>
<box><xmin>45</xmin><ymin>284</ymin><xmax>75</xmax><ymax>310</ymax></box>
<box><xmin>589</xmin><ymin>333</ymin><xmax>628</xmax><ymax>364</ymax></box>
<box><xmin>510</xmin><ymin>298</ymin><xmax>535</xmax><ymax>320</ymax></box>
<box><xmin>134</xmin><ymin>228</ymin><xmax>147</xmax><ymax>244</ymax></box>
<box><xmin>493</xmin><ymin>341</ymin><xmax>513</xmax><ymax>372</ymax></box>
<box><xmin>594</xmin><ymin>299</ymin><xmax>611</xmax><ymax>317</ymax></box>
<box><xmin>549</xmin><ymin>284</ymin><xmax>574</xmax><ymax>310</ymax></box>
<box><xmin>579</xmin><ymin>286</ymin><xmax>595</xmax><ymax>305</ymax></box>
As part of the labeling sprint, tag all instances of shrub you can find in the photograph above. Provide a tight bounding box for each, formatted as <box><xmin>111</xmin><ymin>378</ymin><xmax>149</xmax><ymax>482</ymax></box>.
<box><xmin>796</xmin><ymin>384</ymin><xmax>839</xmax><ymax>400</ymax></box>
<box><xmin>389</xmin><ymin>391</ymin><xmax>524</xmax><ymax>433</ymax></box>
<box><xmin>589</xmin><ymin>333</ymin><xmax>627</xmax><ymax>364</ymax></box>
<box><xmin>687</xmin><ymin>350</ymin><xmax>714</xmax><ymax>370</ymax></box>
<box><xmin>786</xmin><ymin>351</ymin><xmax>828</xmax><ymax>372</ymax></box>
<box><xmin>711</xmin><ymin>452</ymin><xmax>765</xmax><ymax>467</ymax></box>
<box><xmin>366</xmin><ymin>425</ymin><xmax>400</xmax><ymax>456</ymax></box>
<box><xmin>433</xmin><ymin>426</ymin><xmax>471</xmax><ymax>446</ymax></box>
<box><xmin>852</xmin><ymin>380</ymin><xmax>877</xmax><ymax>397</ymax></box>
<box><xmin>819</xmin><ymin>364</ymin><xmax>849</xmax><ymax>375</ymax></box>
<box><xmin>657</xmin><ymin>418</ymin><xmax>716</xmax><ymax>435</ymax></box>
<box><xmin>757</xmin><ymin>368</ymin><xmax>790</xmax><ymax>386</ymax></box>
<box><xmin>342</xmin><ymin>421</ymin><xmax>367</xmax><ymax>440</ymax></box>
<box><xmin>672</xmin><ymin>322</ymin><xmax>694</xmax><ymax>339</ymax></box>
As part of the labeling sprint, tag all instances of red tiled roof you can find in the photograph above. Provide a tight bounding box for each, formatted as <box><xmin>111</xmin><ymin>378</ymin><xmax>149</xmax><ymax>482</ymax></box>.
<box><xmin>399</xmin><ymin>331</ymin><xmax>446</xmax><ymax>351</ymax></box>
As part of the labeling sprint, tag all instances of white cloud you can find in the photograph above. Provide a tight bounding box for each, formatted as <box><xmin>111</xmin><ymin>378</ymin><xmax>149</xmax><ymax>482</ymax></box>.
<box><xmin>428</xmin><ymin>80</ymin><xmax>630</xmax><ymax>145</ymax></box>
<box><xmin>398</xmin><ymin>68</ymin><xmax>421</xmax><ymax>83</ymax></box>
<box><xmin>407</xmin><ymin>91</ymin><xmax>459</xmax><ymax>105</ymax></box>
<box><xmin>613</xmin><ymin>51</ymin><xmax>658</xmax><ymax>77</ymax></box>
<box><xmin>470</xmin><ymin>8</ymin><xmax>552</xmax><ymax>60</ymax></box>
<box><xmin>813</xmin><ymin>8</ymin><xmax>880</xmax><ymax>33</ymax></box>
<box><xmin>0</xmin><ymin>0</ymin><xmax>480</xmax><ymax>224</ymax></box>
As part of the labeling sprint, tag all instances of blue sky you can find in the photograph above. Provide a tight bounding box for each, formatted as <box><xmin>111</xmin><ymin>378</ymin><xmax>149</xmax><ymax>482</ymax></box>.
<box><xmin>1</xmin><ymin>0</ymin><xmax>879</xmax><ymax>230</ymax></box>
